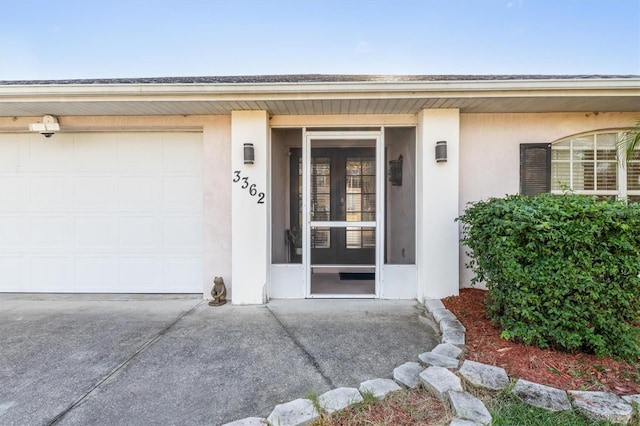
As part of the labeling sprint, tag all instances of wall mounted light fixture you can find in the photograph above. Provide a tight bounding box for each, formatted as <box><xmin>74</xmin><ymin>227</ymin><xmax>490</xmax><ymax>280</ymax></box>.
<box><xmin>244</xmin><ymin>143</ymin><xmax>255</xmax><ymax>164</ymax></box>
<box><xmin>435</xmin><ymin>141</ymin><xmax>447</xmax><ymax>163</ymax></box>
<box><xmin>388</xmin><ymin>155</ymin><xmax>403</xmax><ymax>186</ymax></box>
<box><xmin>29</xmin><ymin>115</ymin><xmax>60</xmax><ymax>138</ymax></box>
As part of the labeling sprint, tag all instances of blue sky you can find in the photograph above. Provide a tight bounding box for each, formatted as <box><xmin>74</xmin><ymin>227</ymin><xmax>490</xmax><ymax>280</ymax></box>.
<box><xmin>0</xmin><ymin>0</ymin><xmax>638</xmax><ymax>80</ymax></box>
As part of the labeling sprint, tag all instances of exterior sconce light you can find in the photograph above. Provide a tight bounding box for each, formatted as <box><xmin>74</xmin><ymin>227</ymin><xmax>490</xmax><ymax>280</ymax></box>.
<box><xmin>388</xmin><ymin>155</ymin><xmax>403</xmax><ymax>186</ymax></box>
<box><xmin>244</xmin><ymin>143</ymin><xmax>255</xmax><ymax>164</ymax></box>
<box><xmin>29</xmin><ymin>114</ymin><xmax>60</xmax><ymax>138</ymax></box>
<box><xmin>435</xmin><ymin>141</ymin><xmax>447</xmax><ymax>163</ymax></box>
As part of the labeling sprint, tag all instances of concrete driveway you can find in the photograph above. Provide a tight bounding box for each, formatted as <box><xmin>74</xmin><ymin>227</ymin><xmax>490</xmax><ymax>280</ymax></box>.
<box><xmin>0</xmin><ymin>295</ymin><xmax>439</xmax><ymax>426</ymax></box>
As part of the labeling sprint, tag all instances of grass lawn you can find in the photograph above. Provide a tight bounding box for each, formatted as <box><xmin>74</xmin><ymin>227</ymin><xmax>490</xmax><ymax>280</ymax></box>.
<box><xmin>309</xmin><ymin>386</ymin><xmax>635</xmax><ymax>425</ymax></box>
<box><xmin>485</xmin><ymin>390</ymin><xmax>625</xmax><ymax>426</ymax></box>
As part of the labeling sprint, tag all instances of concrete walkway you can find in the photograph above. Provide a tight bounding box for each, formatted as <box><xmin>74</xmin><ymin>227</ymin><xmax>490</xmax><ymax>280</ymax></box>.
<box><xmin>0</xmin><ymin>296</ymin><xmax>438</xmax><ymax>426</ymax></box>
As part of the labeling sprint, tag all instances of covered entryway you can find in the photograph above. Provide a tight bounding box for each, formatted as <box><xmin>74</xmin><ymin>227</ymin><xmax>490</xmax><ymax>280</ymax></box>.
<box><xmin>0</xmin><ymin>131</ymin><xmax>203</xmax><ymax>293</ymax></box>
<box><xmin>270</xmin><ymin>126</ymin><xmax>418</xmax><ymax>299</ymax></box>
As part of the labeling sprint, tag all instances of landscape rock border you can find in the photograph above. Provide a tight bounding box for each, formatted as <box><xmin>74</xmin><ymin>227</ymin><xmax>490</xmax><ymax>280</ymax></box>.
<box><xmin>424</xmin><ymin>299</ymin><xmax>639</xmax><ymax>425</ymax></box>
<box><xmin>223</xmin><ymin>298</ymin><xmax>640</xmax><ymax>426</ymax></box>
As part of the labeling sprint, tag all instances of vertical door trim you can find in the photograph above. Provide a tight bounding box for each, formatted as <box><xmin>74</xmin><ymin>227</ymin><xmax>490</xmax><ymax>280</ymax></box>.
<box><xmin>376</xmin><ymin>128</ymin><xmax>385</xmax><ymax>298</ymax></box>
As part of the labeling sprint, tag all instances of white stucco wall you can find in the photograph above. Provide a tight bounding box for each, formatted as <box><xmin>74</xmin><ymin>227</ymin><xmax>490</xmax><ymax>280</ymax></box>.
<box><xmin>417</xmin><ymin>109</ymin><xmax>460</xmax><ymax>300</ymax></box>
<box><xmin>203</xmin><ymin>117</ymin><xmax>232</xmax><ymax>300</ymax></box>
<box><xmin>231</xmin><ymin>111</ymin><xmax>269</xmax><ymax>304</ymax></box>
<box><xmin>459</xmin><ymin>111</ymin><xmax>640</xmax><ymax>288</ymax></box>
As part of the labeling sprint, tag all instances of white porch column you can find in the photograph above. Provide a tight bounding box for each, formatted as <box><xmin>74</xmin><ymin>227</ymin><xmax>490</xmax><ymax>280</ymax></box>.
<box><xmin>416</xmin><ymin>109</ymin><xmax>460</xmax><ymax>300</ymax></box>
<box><xmin>231</xmin><ymin>111</ymin><xmax>269</xmax><ymax>304</ymax></box>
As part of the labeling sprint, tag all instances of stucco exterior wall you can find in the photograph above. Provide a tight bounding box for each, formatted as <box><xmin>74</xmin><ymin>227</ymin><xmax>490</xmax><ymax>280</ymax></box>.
<box><xmin>203</xmin><ymin>117</ymin><xmax>232</xmax><ymax>300</ymax></box>
<box><xmin>459</xmin><ymin>111</ymin><xmax>640</xmax><ymax>288</ymax></box>
<box><xmin>417</xmin><ymin>109</ymin><xmax>460</xmax><ymax>300</ymax></box>
<box><xmin>230</xmin><ymin>111</ymin><xmax>269</xmax><ymax>304</ymax></box>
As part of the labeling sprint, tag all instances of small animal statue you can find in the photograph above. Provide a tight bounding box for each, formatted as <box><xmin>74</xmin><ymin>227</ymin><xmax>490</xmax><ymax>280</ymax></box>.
<box><xmin>209</xmin><ymin>276</ymin><xmax>227</xmax><ymax>306</ymax></box>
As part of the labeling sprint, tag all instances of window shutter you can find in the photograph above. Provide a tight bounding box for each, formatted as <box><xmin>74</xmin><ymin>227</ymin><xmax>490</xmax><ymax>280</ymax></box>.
<box><xmin>520</xmin><ymin>143</ymin><xmax>551</xmax><ymax>195</ymax></box>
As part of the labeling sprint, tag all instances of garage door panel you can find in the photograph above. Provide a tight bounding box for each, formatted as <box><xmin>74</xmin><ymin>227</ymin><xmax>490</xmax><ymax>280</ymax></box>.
<box><xmin>0</xmin><ymin>176</ymin><xmax>29</xmax><ymax>211</ymax></box>
<box><xmin>31</xmin><ymin>216</ymin><xmax>74</xmax><ymax>248</ymax></box>
<box><xmin>0</xmin><ymin>217</ymin><xmax>28</xmax><ymax>248</ymax></box>
<box><xmin>163</xmin><ymin>258</ymin><xmax>202</xmax><ymax>287</ymax></box>
<box><xmin>29</xmin><ymin>137</ymin><xmax>74</xmax><ymax>171</ymax></box>
<box><xmin>0</xmin><ymin>137</ymin><xmax>21</xmax><ymax>171</ymax></box>
<box><xmin>73</xmin><ymin>134</ymin><xmax>118</xmax><ymax>171</ymax></box>
<box><xmin>31</xmin><ymin>176</ymin><xmax>73</xmax><ymax>211</ymax></box>
<box><xmin>75</xmin><ymin>217</ymin><xmax>117</xmax><ymax>248</ymax></box>
<box><xmin>0</xmin><ymin>132</ymin><xmax>203</xmax><ymax>293</ymax></box>
<box><xmin>118</xmin><ymin>217</ymin><xmax>163</xmax><ymax>248</ymax></box>
<box><xmin>118</xmin><ymin>176</ymin><xmax>162</xmax><ymax>210</ymax></box>
<box><xmin>163</xmin><ymin>217</ymin><xmax>203</xmax><ymax>248</ymax></box>
<box><xmin>118</xmin><ymin>135</ymin><xmax>163</xmax><ymax>172</ymax></box>
<box><xmin>75</xmin><ymin>257</ymin><xmax>119</xmax><ymax>286</ymax></box>
<box><xmin>31</xmin><ymin>257</ymin><xmax>74</xmax><ymax>289</ymax></box>
<box><xmin>163</xmin><ymin>177</ymin><xmax>203</xmax><ymax>210</ymax></box>
<box><xmin>162</xmin><ymin>135</ymin><xmax>203</xmax><ymax>172</ymax></box>
<box><xmin>74</xmin><ymin>176</ymin><xmax>118</xmax><ymax>210</ymax></box>
<box><xmin>0</xmin><ymin>257</ymin><xmax>27</xmax><ymax>288</ymax></box>
<box><xmin>119</xmin><ymin>258</ymin><xmax>163</xmax><ymax>289</ymax></box>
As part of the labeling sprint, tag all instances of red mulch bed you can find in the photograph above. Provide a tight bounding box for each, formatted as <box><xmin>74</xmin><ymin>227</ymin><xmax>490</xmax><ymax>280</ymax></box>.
<box><xmin>442</xmin><ymin>288</ymin><xmax>640</xmax><ymax>395</ymax></box>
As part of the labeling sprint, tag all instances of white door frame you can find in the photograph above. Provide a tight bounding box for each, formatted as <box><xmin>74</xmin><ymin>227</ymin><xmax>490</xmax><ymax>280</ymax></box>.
<box><xmin>302</xmin><ymin>129</ymin><xmax>385</xmax><ymax>298</ymax></box>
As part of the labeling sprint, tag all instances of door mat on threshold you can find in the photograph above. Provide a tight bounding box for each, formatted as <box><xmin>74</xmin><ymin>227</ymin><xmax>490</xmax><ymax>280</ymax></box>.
<box><xmin>339</xmin><ymin>272</ymin><xmax>375</xmax><ymax>281</ymax></box>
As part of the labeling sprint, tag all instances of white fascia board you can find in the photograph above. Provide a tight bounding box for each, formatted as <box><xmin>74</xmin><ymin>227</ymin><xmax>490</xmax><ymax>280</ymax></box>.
<box><xmin>1</xmin><ymin>78</ymin><xmax>639</xmax><ymax>101</ymax></box>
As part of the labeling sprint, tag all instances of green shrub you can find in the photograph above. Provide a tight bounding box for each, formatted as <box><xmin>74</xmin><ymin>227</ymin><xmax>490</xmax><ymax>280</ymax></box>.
<box><xmin>457</xmin><ymin>193</ymin><xmax>640</xmax><ymax>361</ymax></box>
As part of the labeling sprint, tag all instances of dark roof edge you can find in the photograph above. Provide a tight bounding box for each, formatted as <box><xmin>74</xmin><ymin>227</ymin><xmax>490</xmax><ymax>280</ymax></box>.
<box><xmin>2</xmin><ymin>74</ymin><xmax>639</xmax><ymax>86</ymax></box>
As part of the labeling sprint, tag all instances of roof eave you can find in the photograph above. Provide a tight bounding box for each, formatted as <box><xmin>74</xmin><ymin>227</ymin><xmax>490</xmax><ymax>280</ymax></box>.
<box><xmin>2</xmin><ymin>77</ymin><xmax>639</xmax><ymax>99</ymax></box>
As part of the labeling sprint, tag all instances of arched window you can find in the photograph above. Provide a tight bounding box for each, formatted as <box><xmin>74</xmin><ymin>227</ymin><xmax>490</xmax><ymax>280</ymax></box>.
<box><xmin>550</xmin><ymin>131</ymin><xmax>640</xmax><ymax>202</ymax></box>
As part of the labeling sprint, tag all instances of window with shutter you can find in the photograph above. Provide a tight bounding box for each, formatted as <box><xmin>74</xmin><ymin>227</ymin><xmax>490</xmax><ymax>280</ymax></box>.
<box><xmin>520</xmin><ymin>143</ymin><xmax>551</xmax><ymax>195</ymax></box>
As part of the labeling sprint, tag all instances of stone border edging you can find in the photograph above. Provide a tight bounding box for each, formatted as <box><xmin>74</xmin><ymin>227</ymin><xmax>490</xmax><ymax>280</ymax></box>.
<box><xmin>222</xmin><ymin>299</ymin><xmax>640</xmax><ymax>426</ymax></box>
<box><xmin>424</xmin><ymin>298</ymin><xmax>638</xmax><ymax>425</ymax></box>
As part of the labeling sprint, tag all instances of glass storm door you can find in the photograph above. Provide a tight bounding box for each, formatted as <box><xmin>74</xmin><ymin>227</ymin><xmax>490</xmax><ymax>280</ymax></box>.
<box><xmin>300</xmin><ymin>131</ymin><xmax>382</xmax><ymax>298</ymax></box>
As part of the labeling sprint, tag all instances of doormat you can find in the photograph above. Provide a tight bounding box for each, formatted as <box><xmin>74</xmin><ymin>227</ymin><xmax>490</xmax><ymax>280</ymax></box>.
<box><xmin>339</xmin><ymin>272</ymin><xmax>375</xmax><ymax>281</ymax></box>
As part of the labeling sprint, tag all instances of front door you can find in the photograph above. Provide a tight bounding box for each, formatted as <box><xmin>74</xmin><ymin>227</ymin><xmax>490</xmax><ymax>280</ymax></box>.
<box><xmin>309</xmin><ymin>148</ymin><xmax>376</xmax><ymax>265</ymax></box>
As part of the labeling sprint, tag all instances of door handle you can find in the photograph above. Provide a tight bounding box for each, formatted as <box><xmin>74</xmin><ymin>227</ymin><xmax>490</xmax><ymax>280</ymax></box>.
<box><xmin>340</xmin><ymin>197</ymin><xmax>345</xmax><ymax>207</ymax></box>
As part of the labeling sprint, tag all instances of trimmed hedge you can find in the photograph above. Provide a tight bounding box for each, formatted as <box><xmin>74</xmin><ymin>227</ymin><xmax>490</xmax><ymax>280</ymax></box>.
<box><xmin>457</xmin><ymin>194</ymin><xmax>640</xmax><ymax>361</ymax></box>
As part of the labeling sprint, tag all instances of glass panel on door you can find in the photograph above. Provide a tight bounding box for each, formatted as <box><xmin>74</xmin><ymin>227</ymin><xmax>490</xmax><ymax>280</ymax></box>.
<box><xmin>309</xmin><ymin>148</ymin><xmax>375</xmax><ymax>266</ymax></box>
<box><xmin>306</xmin><ymin>142</ymin><xmax>377</xmax><ymax>295</ymax></box>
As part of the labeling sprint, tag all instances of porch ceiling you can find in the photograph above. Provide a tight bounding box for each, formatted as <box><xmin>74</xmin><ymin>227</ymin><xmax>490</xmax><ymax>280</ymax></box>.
<box><xmin>1</xmin><ymin>75</ymin><xmax>638</xmax><ymax>117</ymax></box>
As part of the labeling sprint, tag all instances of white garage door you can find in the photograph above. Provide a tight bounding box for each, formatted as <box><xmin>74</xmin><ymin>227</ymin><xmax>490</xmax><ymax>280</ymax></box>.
<box><xmin>0</xmin><ymin>132</ymin><xmax>203</xmax><ymax>293</ymax></box>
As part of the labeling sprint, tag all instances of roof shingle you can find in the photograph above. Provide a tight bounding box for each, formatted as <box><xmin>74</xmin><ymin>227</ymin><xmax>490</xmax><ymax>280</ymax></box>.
<box><xmin>2</xmin><ymin>74</ymin><xmax>638</xmax><ymax>85</ymax></box>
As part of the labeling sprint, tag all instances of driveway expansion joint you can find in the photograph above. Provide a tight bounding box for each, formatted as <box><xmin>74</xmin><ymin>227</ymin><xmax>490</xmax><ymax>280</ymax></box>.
<box><xmin>47</xmin><ymin>299</ymin><xmax>205</xmax><ymax>426</ymax></box>
<box><xmin>266</xmin><ymin>304</ymin><xmax>335</xmax><ymax>389</ymax></box>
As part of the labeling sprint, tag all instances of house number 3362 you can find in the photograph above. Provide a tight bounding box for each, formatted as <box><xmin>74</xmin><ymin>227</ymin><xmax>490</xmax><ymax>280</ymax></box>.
<box><xmin>233</xmin><ymin>170</ymin><xmax>265</xmax><ymax>204</ymax></box>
